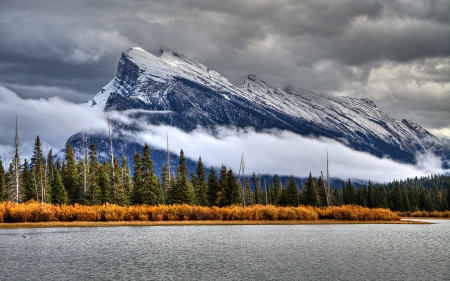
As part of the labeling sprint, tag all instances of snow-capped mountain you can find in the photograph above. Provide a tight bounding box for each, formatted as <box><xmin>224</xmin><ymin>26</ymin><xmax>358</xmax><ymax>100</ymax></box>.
<box><xmin>84</xmin><ymin>47</ymin><xmax>449</xmax><ymax>165</ymax></box>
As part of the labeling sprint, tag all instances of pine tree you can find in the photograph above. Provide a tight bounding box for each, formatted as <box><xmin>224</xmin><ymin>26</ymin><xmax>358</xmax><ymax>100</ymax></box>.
<box><xmin>285</xmin><ymin>175</ymin><xmax>299</xmax><ymax>206</ymax></box>
<box><xmin>217</xmin><ymin>165</ymin><xmax>228</xmax><ymax>206</ymax></box>
<box><xmin>22</xmin><ymin>159</ymin><xmax>35</xmax><ymax>202</ymax></box>
<box><xmin>303</xmin><ymin>173</ymin><xmax>319</xmax><ymax>207</ymax></box>
<box><xmin>343</xmin><ymin>178</ymin><xmax>356</xmax><ymax>205</ymax></box>
<box><xmin>367</xmin><ymin>181</ymin><xmax>375</xmax><ymax>208</ymax></box>
<box><xmin>110</xmin><ymin>157</ymin><xmax>127</xmax><ymax>205</ymax></box>
<box><xmin>224</xmin><ymin>168</ymin><xmax>241</xmax><ymax>206</ymax></box>
<box><xmin>98</xmin><ymin>160</ymin><xmax>112</xmax><ymax>204</ymax></box>
<box><xmin>272</xmin><ymin>175</ymin><xmax>282</xmax><ymax>205</ymax></box>
<box><xmin>194</xmin><ymin>157</ymin><xmax>208</xmax><ymax>206</ymax></box>
<box><xmin>132</xmin><ymin>153</ymin><xmax>143</xmax><ymax>205</ymax></box>
<box><xmin>120</xmin><ymin>155</ymin><xmax>133</xmax><ymax>204</ymax></box>
<box><xmin>252</xmin><ymin>173</ymin><xmax>261</xmax><ymax>205</ymax></box>
<box><xmin>207</xmin><ymin>167</ymin><xmax>219</xmax><ymax>206</ymax></box>
<box><xmin>31</xmin><ymin>136</ymin><xmax>50</xmax><ymax>202</ymax></box>
<box><xmin>0</xmin><ymin>156</ymin><xmax>7</xmax><ymax>202</ymax></box>
<box><xmin>168</xmin><ymin>149</ymin><xmax>194</xmax><ymax>205</ymax></box>
<box><xmin>140</xmin><ymin>144</ymin><xmax>162</xmax><ymax>205</ymax></box>
<box><xmin>244</xmin><ymin>178</ymin><xmax>254</xmax><ymax>206</ymax></box>
<box><xmin>47</xmin><ymin>149</ymin><xmax>54</xmax><ymax>187</ymax></box>
<box><xmin>87</xmin><ymin>143</ymin><xmax>101</xmax><ymax>205</ymax></box>
<box><xmin>316</xmin><ymin>176</ymin><xmax>326</xmax><ymax>207</ymax></box>
<box><xmin>51</xmin><ymin>168</ymin><xmax>69</xmax><ymax>205</ymax></box>
<box><xmin>64</xmin><ymin>141</ymin><xmax>81</xmax><ymax>204</ymax></box>
<box><xmin>161</xmin><ymin>164</ymin><xmax>170</xmax><ymax>204</ymax></box>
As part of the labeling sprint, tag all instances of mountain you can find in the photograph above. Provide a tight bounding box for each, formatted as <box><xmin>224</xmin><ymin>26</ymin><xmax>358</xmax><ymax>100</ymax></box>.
<box><xmin>81</xmin><ymin>47</ymin><xmax>449</xmax><ymax>168</ymax></box>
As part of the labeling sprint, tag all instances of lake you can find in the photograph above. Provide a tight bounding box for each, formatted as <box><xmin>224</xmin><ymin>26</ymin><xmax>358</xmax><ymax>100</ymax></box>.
<box><xmin>1</xmin><ymin>220</ymin><xmax>449</xmax><ymax>280</ymax></box>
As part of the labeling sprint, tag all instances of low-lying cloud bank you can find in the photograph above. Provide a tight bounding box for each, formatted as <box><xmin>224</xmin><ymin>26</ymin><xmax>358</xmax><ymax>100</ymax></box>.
<box><xmin>126</xmin><ymin>116</ymin><xmax>449</xmax><ymax>183</ymax></box>
<box><xmin>0</xmin><ymin>85</ymin><xmax>107</xmax><ymax>162</ymax></box>
<box><xmin>0</xmin><ymin>86</ymin><xmax>447</xmax><ymax>183</ymax></box>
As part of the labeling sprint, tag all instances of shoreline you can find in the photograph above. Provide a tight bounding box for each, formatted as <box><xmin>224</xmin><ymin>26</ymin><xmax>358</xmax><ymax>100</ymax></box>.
<box><xmin>0</xmin><ymin>219</ymin><xmax>431</xmax><ymax>229</ymax></box>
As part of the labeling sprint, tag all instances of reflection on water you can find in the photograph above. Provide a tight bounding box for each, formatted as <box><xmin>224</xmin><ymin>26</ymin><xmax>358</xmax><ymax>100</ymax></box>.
<box><xmin>1</xmin><ymin>221</ymin><xmax>449</xmax><ymax>280</ymax></box>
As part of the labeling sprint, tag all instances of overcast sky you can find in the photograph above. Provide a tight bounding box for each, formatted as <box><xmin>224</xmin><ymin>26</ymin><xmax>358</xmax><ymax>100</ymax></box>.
<box><xmin>0</xmin><ymin>0</ymin><xmax>449</xmax><ymax>178</ymax></box>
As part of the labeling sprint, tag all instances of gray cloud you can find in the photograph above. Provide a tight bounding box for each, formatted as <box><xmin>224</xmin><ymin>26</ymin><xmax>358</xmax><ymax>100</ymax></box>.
<box><xmin>0</xmin><ymin>0</ymin><xmax>449</xmax><ymax>140</ymax></box>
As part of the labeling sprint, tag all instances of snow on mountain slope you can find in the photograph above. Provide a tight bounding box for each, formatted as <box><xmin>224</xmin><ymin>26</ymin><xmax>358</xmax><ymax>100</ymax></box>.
<box><xmin>85</xmin><ymin>47</ymin><xmax>450</xmax><ymax>164</ymax></box>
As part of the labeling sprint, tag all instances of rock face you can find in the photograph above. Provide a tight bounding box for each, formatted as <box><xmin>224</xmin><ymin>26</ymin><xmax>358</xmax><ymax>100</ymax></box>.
<box><xmin>84</xmin><ymin>47</ymin><xmax>449</xmax><ymax>165</ymax></box>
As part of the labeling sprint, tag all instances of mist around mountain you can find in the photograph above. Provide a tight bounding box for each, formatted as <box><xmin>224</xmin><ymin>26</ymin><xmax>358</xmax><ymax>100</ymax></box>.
<box><xmin>68</xmin><ymin>47</ymin><xmax>450</xmax><ymax>182</ymax></box>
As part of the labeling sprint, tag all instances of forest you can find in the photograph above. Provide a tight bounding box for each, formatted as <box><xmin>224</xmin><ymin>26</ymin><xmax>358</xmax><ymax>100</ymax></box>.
<box><xmin>1</xmin><ymin>135</ymin><xmax>450</xmax><ymax>221</ymax></box>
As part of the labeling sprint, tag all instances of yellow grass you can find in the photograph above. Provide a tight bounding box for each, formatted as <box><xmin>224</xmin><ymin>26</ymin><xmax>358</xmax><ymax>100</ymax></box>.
<box><xmin>0</xmin><ymin>201</ymin><xmax>409</xmax><ymax>229</ymax></box>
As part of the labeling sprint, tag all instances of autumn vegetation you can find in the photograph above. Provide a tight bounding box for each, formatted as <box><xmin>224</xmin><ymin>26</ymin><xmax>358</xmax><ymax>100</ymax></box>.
<box><xmin>0</xmin><ymin>201</ymin><xmax>404</xmax><ymax>223</ymax></box>
<box><xmin>0</xmin><ymin>134</ymin><xmax>449</xmax><ymax>226</ymax></box>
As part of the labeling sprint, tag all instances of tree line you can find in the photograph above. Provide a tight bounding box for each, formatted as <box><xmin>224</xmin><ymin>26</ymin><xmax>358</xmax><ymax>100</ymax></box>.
<box><xmin>0</xmin><ymin>135</ymin><xmax>449</xmax><ymax>212</ymax></box>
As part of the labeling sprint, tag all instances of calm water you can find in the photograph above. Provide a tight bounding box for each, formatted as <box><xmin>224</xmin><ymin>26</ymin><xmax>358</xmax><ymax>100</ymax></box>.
<box><xmin>0</xmin><ymin>220</ymin><xmax>449</xmax><ymax>280</ymax></box>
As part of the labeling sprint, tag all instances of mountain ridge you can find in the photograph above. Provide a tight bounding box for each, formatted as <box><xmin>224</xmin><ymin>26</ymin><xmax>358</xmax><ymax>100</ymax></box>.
<box><xmin>82</xmin><ymin>47</ymin><xmax>450</xmax><ymax>166</ymax></box>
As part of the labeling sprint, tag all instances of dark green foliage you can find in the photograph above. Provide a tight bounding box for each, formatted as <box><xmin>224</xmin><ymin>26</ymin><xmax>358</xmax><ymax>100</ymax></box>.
<box><xmin>244</xmin><ymin>178</ymin><xmax>254</xmax><ymax>206</ymax></box>
<box><xmin>217</xmin><ymin>165</ymin><xmax>228</xmax><ymax>206</ymax></box>
<box><xmin>252</xmin><ymin>173</ymin><xmax>261</xmax><ymax>205</ymax></box>
<box><xmin>284</xmin><ymin>175</ymin><xmax>299</xmax><ymax>206</ymax></box>
<box><xmin>161</xmin><ymin>164</ymin><xmax>169</xmax><ymax>204</ymax></box>
<box><xmin>342</xmin><ymin>179</ymin><xmax>356</xmax><ymax>205</ymax></box>
<box><xmin>0</xmin><ymin>157</ymin><xmax>6</xmax><ymax>201</ymax></box>
<box><xmin>207</xmin><ymin>167</ymin><xmax>219</xmax><ymax>206</ymax></box>
<box><xmin>51</xmin><ymin>168</ymin><xmax>69</xmax><ymax>205</ymax></box>
<box><xmin>22</xmin><ymin>159</ymin><xmax>35</xmax><ymax>202</ymax></box>
<box><xmin>224</xmin><ymin>168</ymin><xmax>241</xmax><ymax>206</ymax></box>
<box><xmin>140</xmin><ymin>144</ymin><xmax>162</xmax><ymax>205</ymax></box>
<box><xmin>86</xmin><ymin>143</ymin><xmax>101</xmax><ymax>205</ymax></box>
<box><xmin>131</xmin><ymin>153</ymin><xmax>143</xmax><ymax>205</ymax></box>
<box><xmin>303</xmin><ymin>173</ymin><xmax>319</xmax><ymax>207</ymax></box>
<box><xmin>167</xmin><ymin>150</ymin><xmax>194</xmax><ymax>205</ymax></box>
<box><xmin>194</xmin><ymin>157</ymin><xmax>208</xmax><ymax>206</ymax></box>
<box><xmin>64</xmin><ymin>141</ymin><xmax>81</xmax><ymax>204</ymax></box>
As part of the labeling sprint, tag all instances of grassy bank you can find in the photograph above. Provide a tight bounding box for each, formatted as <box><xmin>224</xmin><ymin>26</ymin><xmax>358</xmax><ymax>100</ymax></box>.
<box><xmin>0</xmin><ymin>201</ymin><xmax>402</xmax><ymax>224</ymax></box>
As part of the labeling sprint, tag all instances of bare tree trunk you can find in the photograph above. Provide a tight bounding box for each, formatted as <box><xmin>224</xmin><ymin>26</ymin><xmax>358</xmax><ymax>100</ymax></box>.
<box><xmin>165</xmin><ymin>131</ymin><xmax>171</xmax><ymax>200</ymax></box>
<box><xmin>82</xmin><ymin>130</ymin><xmax>88</xmax><ymax>195</ymax></box>
<box><xmin>107</xmin><ymin>115</ymin><xmax>116</xmax><ymax>199</ymax></box>
<box><xmin>14</xmin><ymin>116</ymin><xmax>20</xmax><ymax>203</ymax></box>
<box><xmin>237</xmin><ymin>152</ymin><xmax>245</xmax><ymax>207</ymax></box>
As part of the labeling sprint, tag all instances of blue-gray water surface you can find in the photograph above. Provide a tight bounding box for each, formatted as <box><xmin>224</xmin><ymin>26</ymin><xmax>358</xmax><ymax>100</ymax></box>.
<box><xmin>0</xmin><ymin>220</ymin><xmax>449</xmax><ymax>280</ymax></box>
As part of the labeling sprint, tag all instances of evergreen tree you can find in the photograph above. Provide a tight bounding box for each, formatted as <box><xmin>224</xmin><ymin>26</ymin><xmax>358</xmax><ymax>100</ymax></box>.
<box><xmin>120</xmin><ymin>155</ymin><xmax>133</xmax><ymax>205</ymax></box>
<box><xmin>217</xmin><ymin>165</ymin><xmax>228</xmax><ymax>206</ymax></box>
<box><xmin>285</xmin><ymin>175</ymin><xmax>299</xmax><ymax>206</ymax></box>
<box><xmin>272</xmin><ymin>175</ymin><xmax>282</xmax><ymax>205</ymax></box>
<box><xmin>244</xmin><ymin>178</ymin><xmax>254</xmax><ymax>206</ymax></box>
<box><xmin>316</xmin><ymin>176</ymin><xmax>326</xmax><ymax>207</ymax></box>
<box><xmin>303</xmin><ymin>173</ymin><xmax>319</xmax><ymax>206</ymax></box>
<box><xmin>98</xmin><ymin>160</ymin><xmax>112</xmax><ymax>204</ymax></box>
<box><xmin>87</xmin><ymin>143</ymin><xmax>101</xmax><ymax>205</ymax></box>
<box><xmin>51</xmin><ymin>168</ymin><xmax>69</xmax><ymax>205</ymax></box>
<box><xmin>31</xmin><ymin>136</ymin><xmax>50</xmax><ymax>202</ymax></box>
<box><xmin>107</xmin><ymin>157</ymin><xmax>126</xmax><ymax>205</ymax></box>
<box><xmin>132</xmin><ymin>153</ymin><xmax>143</xmax><ymax>205</ymax></box>
<box><xmin>194</xmin><ymin>157</ymin><xmax>208</xmax><ymax>206</ymax></box>
<box><xmin>252</xmin><ymin>172</ymin><xmax>261</xmax><ymax>205</ymax></box>
<box><xmin>64</xmin><ymin>141</ymin><xmax>81</xmax><ymax>204</ymax></box>
<box><xmin>224</xmin><ymin>168</ymin><xmax>241</xmax><ymax>206</ymax></box>
<box><xmin>0</xmin><ymin>156</ymin><xmax>6</xmax><ymax>201</ymax></box>
<box><xmin>140</xmin><ymin>144</ymin><xmax>162</xmax><ymax>205</ymax></box>
<box><xmin>207</xmin><ymin>167</ymin><xmax>219</xmax><ymax>206</ymax></box>
<box><xmin>367</xmin><ymin>181</ymin><xmax>375</xmax><ymax>208</ymax></box>
<box><xmin>161</xmin><ymin>164</ymin><xmax>170</xmax><ymax>204</ymax></box>
<box><xmin>168</xmin><ymin>149</ymin><xmax>193</xmax><ymax>205</ymax></box>
<box><xmin>391</xmin><ymin>181</ymin><xmax>403</xmax><ymax>211</ymax></box>
<box><xmin>22</xmin><ymin>159</ymin><xmax>35</xmax><ymax>202</ymax></box>
<box><xmin>343</xmin><ymin>179</ymin><xmax>356</xmax><ymax>205</ymax></box>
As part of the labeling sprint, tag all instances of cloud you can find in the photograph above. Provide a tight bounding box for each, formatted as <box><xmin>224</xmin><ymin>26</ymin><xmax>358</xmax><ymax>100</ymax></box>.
<box><xmin>119</xmin><ymin>117</ymin><xmax>448</xmax><ymax>183</ymax></box>
<box><xmin>0</xmin><ymin>0</ymin><xmax>449</xmax><ymax>157</ymax></box>
<box><xmin>0</xmin><ymin>85</ymin><xmax>107</xmax><ymax>163</ymax></box>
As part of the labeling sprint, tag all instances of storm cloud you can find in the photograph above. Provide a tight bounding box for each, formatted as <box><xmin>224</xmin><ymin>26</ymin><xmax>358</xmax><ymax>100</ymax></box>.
<box><xmin>0</xmin><ymin>1</ymin><xmax>449</xmax><ymax>161</ymax></box>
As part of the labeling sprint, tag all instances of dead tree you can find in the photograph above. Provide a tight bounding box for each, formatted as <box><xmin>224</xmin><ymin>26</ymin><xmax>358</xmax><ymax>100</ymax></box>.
<box><xmin>237</xmin><ymin>152</ymin><xmax>245</xmax><ymax>207</ymax></box>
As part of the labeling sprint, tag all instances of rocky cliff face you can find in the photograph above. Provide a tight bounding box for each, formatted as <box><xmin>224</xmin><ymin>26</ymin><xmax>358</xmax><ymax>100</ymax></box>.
<box><xmin>84</xmin><ymin>47</ymin><xmax>450</xmax><ymax>165</ymax></box>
